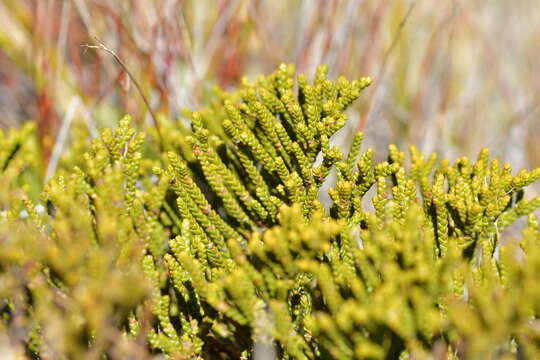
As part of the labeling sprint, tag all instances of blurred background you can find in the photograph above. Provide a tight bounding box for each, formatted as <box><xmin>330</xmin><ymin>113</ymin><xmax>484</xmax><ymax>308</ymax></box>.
<box><xmin>1</xmin><ymin>0</ymin><xmax>539</xmax><ymax>182</ymax></box>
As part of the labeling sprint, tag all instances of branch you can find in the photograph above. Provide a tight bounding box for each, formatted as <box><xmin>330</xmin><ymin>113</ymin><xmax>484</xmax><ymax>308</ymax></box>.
<box><xmin>82</xmin><ymin>36</ymin><xmax>163</xmax><ymax>149</ymax></box>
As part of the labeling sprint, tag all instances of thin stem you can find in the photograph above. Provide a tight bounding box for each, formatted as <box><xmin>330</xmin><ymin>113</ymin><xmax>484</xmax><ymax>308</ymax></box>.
<box><xmin>82</xmin><ymin>36</ymin><xmax>164</xmax><ymax>149</ymax></box>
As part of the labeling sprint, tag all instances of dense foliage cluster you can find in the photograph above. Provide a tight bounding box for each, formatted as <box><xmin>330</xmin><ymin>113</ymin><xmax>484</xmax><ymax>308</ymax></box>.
<box><xmin>1</xmin><ymin>64</ymin><xmax>540</xmax><ymax>359</ymax></box>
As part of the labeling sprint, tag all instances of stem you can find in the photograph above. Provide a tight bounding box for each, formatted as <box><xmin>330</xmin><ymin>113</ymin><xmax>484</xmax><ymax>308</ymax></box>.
<box><xmin>82</xmin><ymin>36</ymin><xmax>164</xmax><ymax>149</ymax></box>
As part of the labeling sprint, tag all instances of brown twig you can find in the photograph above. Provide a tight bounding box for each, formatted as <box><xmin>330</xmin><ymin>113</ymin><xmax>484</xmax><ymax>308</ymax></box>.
<box><xmin>376</xmin><ymin>1</ymin><xmax>416</xmax><ymax>83</ymax></box>
<box><xmin>359</xmin><ymin>1</ymin><xmax>416</xmax><ymax>131</ymax></box>
<box><xmin>81</xmin><ymin>36</ymin><xmax>163</xmax><ymax>149</ymax></box>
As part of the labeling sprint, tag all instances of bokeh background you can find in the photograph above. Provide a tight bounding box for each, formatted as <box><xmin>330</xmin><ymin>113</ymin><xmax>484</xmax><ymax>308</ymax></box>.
<box><xmin>1</xmin><ymin>0</ymin><xmax>539</xmax><ymax>186</ymax></box>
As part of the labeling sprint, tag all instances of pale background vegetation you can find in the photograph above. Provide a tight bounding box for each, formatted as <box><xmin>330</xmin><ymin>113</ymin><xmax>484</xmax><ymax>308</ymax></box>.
<box><xmin>0</xmin><ymin>0</ymin><xmax>539</xmax><ymax>185</ymax></box>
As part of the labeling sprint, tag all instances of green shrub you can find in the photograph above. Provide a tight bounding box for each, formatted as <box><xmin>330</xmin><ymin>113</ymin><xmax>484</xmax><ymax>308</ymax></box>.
<box><xmin>1</xmin><ymin>64</ymin><xmax>540</xmax><ymax>359</ymax></box>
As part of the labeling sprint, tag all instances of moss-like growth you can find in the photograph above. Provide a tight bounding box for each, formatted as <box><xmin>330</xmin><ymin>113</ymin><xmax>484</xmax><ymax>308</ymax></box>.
<box><xmin>1</xmin><ymin>64</ymin><xmax>540</xmax><ymax>359</ymax></box>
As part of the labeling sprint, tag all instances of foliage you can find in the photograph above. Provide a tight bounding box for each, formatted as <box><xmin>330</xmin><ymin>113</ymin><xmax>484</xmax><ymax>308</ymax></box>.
<box><xmin>1</xmin><ymin>64</ymin><xmax>540</xmax><ymax>359</ymax></box>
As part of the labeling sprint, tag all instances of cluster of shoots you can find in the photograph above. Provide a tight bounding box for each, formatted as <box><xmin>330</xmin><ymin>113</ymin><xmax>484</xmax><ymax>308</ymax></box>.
<box><xmin>1</xmin><ymin>64</ymin><xmax>540</xmax><ymax>359</ymax></box>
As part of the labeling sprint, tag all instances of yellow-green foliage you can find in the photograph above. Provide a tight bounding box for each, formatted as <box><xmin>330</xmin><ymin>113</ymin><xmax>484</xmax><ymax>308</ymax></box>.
<box><xmin>1</xmin><ymin>64</ymin><xmax>540</xmax><ymax>359</ymax></box>
<box><xmin>0</xmin><ymin>123</ymin><xmax>41</xmax><ymax>207</ymax></box>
